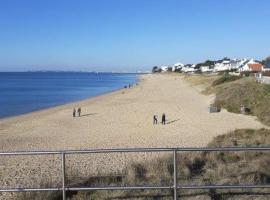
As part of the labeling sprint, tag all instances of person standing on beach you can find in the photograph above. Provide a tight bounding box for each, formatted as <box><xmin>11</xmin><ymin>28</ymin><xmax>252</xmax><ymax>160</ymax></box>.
<box><xmin>162</xmin><ymin>113</ymin><xmax>166</xmax><ymax>125</ymax></box>
<box><xmin>78</xmin><ymin>107</ymin><xmax>81</xmax><ymax>117</ymax></box>
<box><xmin>73</xmin><ymin>108</ymin><xmax>76</xmax><ymax>117</ymax></box>
<box><xmin>153</xmin><ymin>115</ymin><xmax>158</xmax><ymax>124</ymax></box>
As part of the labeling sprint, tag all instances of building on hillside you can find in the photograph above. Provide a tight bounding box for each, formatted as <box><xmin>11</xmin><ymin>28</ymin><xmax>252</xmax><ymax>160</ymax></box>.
<box><xmin>214</xmin><ymin>60</ymin><xmax>230</xmax><ymax>72</ymax></box>
<box><xmin>248</xmin><ymin>63</ymin><xmax>262</xmax><ymax>72</ymax></box>
<box><xmin>213</xmin><ymin>58</ymin><xmax>248</xmax><ymax>72</ymax></box>
<box><xmin>182</xmin><ymin>64</ymin><xmax>197</xmax><ymax>73</ymax></box>
<box><xmin>239</xmin><ymin>59</ymin><xmax>262</xmax><ymax>72</ymax></box>
<box><xmin>201</xmin><ymin>66</ymin><xmax>214</xmax><ymax>73</ymax></box>
<box><xmin>237</xmin><ymin>59</ymin><xmax>249</xmax><ymax>72</ymax></box>
<box><xmin>172</xmin><ymin>63</ymin><xmax>184</xmax><ymax>72</ymax></box>
<box><xmin>191</xmin><ymin>64</ymin><xmax>196</xmax><ymax>68</ymax></box>
<box><xmin>229</xmin><ymin>60</ymin><xmax>238</xmax><ymax>69</ymax></box>
<box><xmin>160</xmin><ymin>66</ymin><xmax>169</xmax><ymax>72</ymax></box>
<box><xmin>230</xmin><ymin>58</ymin><xmax>249</xmax><ymax>71</ymax></box>
<box><xmin>152</xmin><ymin>66</ymin><xmax>160</xmax><ymax>73</ymax></box>
<box><xmin>262</xmin><ymin>56</ymin><xmax>270</xmax><ymax>71</ymax></box>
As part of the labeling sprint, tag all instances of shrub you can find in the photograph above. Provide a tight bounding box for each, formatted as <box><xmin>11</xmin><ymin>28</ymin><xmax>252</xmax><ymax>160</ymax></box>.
<box><xmin>212</xmin><ymin>74</ymin><xmax>241</xmax><ymax>86</ymax></box>
<box><xmin>213</xmin><ymin>77</ymin><xmax>270</xmax><ymax>125</ymax></box>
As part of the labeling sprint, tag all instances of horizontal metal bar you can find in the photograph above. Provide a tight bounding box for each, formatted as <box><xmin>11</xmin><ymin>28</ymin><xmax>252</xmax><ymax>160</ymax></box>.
<box><xmin>63</xmin><ymin>148</ymin><xmax>174</xmax><ymax>154</ymax></box>
<box><xmin>0</xmin><ymin>148</ymin><xmax>172</xmax><ymax>156</ymax></box>
<box><xmin>67</xmin><ymin>186</ymin><xmax>172</xmax><ymax>191</ymax></box>
<box><xmin>179</xmin><ymin>185</ymin><xmax>270</xmax><ymax>189</ymax></box>
<box><xmin>2</xmin><ymin>184</ymin><xmax>270</xmax><ymax>193</ymax></box>
<box><xmin>67</xmin><ymin>184</ymin><xmax>270</xmax><ymax>191</ymax></box>
<box><xmin>0</xmin><ymin>151</ymin><xmax>62</xmax><ymax>156</ymax></box>
<box><xmin>0</xmin><ymin>188</ymin><xmax>61</xmax><ymax>192</ymax></box>
<box><xmin>1</xmin><ymin>147</ymin><xmax>270</xmax><ymax>156</ymax></box>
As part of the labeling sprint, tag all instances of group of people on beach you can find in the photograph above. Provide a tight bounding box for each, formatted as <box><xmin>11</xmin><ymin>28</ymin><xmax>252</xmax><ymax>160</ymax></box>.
<box><xmin>73</xmin><ymin>107</ymin><xmax>82</xmax><ymax>117</ymax></box>
<box><xmin>153</xmin><ymin>113</ymin><xmax>166</xmax><ymax>125</ymax></box>
<box><xmin>124</xmin><ymin>84</ymin><xmax>132</xmax><ymax>89</ymax></box>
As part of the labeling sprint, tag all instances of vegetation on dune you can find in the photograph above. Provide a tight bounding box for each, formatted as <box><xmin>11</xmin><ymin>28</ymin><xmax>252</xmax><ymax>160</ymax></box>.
<box><xmin>212</xmin><ymin>73</ymin><xmax>241</xmax><ymax>86</ymax></box>
<box><xmin>81</xmin><ymin>129</ymin><xmax>270</xmax><ymax>200</ymax></box>
<box><xmin>19</xmin><ymin>129</ymin><xmax>270</xmax><ymax>200</ymax></box>
<box><xmin>210</xmin><ymin>77</ymin><xmax>270</xmax><ymax>125</ymax></box>
<box><xmin>183</xmin><ymin>74</ymin><xmax>219</xmax><ymax>88</ymax></box>
<box><xmin>183</xmin><ymin>72</ymin><xmax>270</xmax><ymax>126</ymax></box>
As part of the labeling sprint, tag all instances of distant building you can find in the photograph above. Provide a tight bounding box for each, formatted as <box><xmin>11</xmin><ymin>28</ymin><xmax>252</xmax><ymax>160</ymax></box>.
<box><xmin>160</xmin><ymin>66</ymin><xmax>169</xmax><ymax>72</ymax></box>
<box><xmin>248</xmin><ymin>63</ymin><xmax>263</xmax><ymax>72</ymax></box>
<box><xmin>173</xmin><ymin>63</ymin><xmax>184</xmax><ymax>72</ymax></box>
<box><xmin>201</xmin><ymin>66</ymin><xmax>213</xmax><ymax>73</ymax></box>
<box><xmin>213</xmin><ymin>60</ymin><xmax>231</xmax><ymax>72</ymax></box>
<box><xmin>239</xmin><ymin>59</ymin><xmax>262</xmax><ymax>72</ymax></box>
<box><xmin>262</xmin><ymin>56</ymin><xmax>270</xmax><ymax>71</ymax></box>
<box><xmin>152</xmin><ymin>66</ymin><xmax>160</xmax><ymax>73</ymax></box>
<box><xmin>182</xmin><ymin>64</ymin><xmax>197</xmax><ymax>73</ymax></box>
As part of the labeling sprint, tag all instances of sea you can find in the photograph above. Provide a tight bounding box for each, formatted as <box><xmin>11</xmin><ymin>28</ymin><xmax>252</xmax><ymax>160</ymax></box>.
<box><xmin>0</xmin><ymin>72</ymin><xmax>138</xmax><ymax>119</ymax></box>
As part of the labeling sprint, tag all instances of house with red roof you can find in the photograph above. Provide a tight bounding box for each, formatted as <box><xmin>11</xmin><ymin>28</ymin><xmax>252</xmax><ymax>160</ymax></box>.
<box><xmin>239</xmin><ymin>59</ymin><xmax>262</xmax><ymax>72</ymax></box>
<box><xmin>248</xmin><ymin>63</ymin><xmax>262</xmax><ymax>72</ymax></box>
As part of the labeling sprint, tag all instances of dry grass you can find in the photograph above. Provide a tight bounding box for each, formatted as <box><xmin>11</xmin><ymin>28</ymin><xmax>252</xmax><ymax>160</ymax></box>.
<box><xmin>19</xmin><ymin>129</ymin><xmax>269</xmax><ymax>200</ymax></box>
<box><xmin>212</xmin><ymin>74</ymin><xmax>241</xmax><ymax>86</ymax></box>
<box><xmin>16</xmin><ymin>181</ymin><xmax>62</xmax><ymax>200</ymax></box>
<box><xmin>188</xmin><ymin>73</ymin><xmax>270</xmax><ymax>126</ymax></box>
<box><xmin>70</xmin><ymin>129</ymin><xmax>270</xmax><ymax>200</ymax></box>
<box><xmin>183</xmin><ymin>73</ymin><xmax>219</xmax><ymax>87</ymax></box>
<box><xmin>211</xmin><ymin>77</ymin><xmax>270</xmax><ymax>125</ymax></box>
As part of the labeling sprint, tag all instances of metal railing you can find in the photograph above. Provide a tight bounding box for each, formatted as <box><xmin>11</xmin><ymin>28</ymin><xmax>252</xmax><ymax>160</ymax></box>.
<box><xmin>1</xmin><ymin>147</ymin><xmax>270</xmax><ymax>200</ymax></box>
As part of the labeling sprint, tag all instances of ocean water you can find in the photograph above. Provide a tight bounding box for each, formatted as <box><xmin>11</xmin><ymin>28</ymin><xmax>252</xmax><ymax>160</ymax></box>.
<box><xmin>0</xmin><ymin>72</ymin><xmax>138</xmax><ymax>119</ymax></box>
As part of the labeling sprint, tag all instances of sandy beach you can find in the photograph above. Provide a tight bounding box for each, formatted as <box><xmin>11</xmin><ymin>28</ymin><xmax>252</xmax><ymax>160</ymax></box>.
<box><xmin>0</xmin><ymin>74</ymin><xmax>266</xmax><ymax>198</ymax></box>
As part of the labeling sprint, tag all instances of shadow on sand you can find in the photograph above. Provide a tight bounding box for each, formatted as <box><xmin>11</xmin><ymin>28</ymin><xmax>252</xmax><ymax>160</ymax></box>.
<box><xmin>80</xmin><ymin>113</ymin><xmax>97</xmax><ymax>117</ymax></box>
<box><xmin>166</xmin><ymin>119</ymin><xmax>180</xmax><ymax>124</ymax></box>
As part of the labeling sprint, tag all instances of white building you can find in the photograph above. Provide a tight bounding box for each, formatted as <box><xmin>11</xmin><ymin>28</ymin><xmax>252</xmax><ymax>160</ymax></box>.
<box><xmin>201</xmin><ymin>66</ymin><xmax>214</xmax><ymax>73</ymax></box>
<box><xmin>160</xmin><ymin>66</ymin><xmax>169</xmax><ymax>72</ymax></box>
<box><xmin>181</xmin><ymin>65</ymin><xmax>196</xmax><ymax>73</ymax></box>
<box><xmin>172</xmin><ymin>62</ymin><xmax>184</xmax><ymax>72</ymax></box>
<box><xmin>238</xmin><ymin>59</ymin><xmax>262</xmax><ymax>72</ymax></box>
<box><xmin>214</xmin><ymin>60</ymin><xmax>231</xmax><ymax>72</ymax></box>
<box><xmin>213</xmin><ymin>58</ymin><xmax>249</xmax><ymax>72</ymax></box>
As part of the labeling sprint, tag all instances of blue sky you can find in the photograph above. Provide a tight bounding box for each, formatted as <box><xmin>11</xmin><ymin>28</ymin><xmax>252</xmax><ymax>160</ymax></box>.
<box><xmin>0</xmin><ymin>0</ymin><xmax>269</xmax><ymax>72</ymax></box>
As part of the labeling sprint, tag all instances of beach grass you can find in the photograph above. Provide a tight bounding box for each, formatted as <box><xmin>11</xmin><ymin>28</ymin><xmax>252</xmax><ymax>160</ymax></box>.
<box><xmin>18</xmin><ymin>129</ymin><xmax>270</xmax><ymax>200</ymax></box>
<box><xmin>212</xmin><ymin>77</ymin><xmax>270</xmax><ymax>126</ymax></box>
<box><xmin>185</xmin><ymin>73</ymin><xmax>270</xmax><ymax>126</ymax></box>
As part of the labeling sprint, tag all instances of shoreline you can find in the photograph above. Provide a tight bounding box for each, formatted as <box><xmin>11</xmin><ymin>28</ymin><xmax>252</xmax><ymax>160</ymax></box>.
<box><xmin>0</xmin><ymin>73</ymin><xmax>266</xmax><ymax>198</ymax></box>
<box><xmin>0</xmin><ymin>75</ymin><xmax>142</xmax><ymax>123</ymax></box>
<box><xmin>0</xmin><ymin>73</ymin><xmax>264</xmax><ymax>151</ymax></box>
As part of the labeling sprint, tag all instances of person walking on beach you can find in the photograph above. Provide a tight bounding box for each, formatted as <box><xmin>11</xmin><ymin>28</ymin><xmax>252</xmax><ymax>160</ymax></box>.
<box><xmin>153</xmin><ymin>115</ymin><xmax>158</xmax><ymax>124</ymax></box>
<box><xmin>73</xmin><ymin>108</ymin><xmax>76</xmax><ymax>118</ymax></box>
<box><xmin>77</xmin><ymin>107</ymin><xmax>81</xmax><ymax>117</ymax></box>
<box><xmin>162</xmin><ymin>113</ymin><xmax>166</xmax><ymax>125</ymax></box>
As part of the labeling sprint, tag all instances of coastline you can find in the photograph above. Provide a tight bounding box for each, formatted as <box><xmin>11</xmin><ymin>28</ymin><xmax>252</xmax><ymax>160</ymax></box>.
<box><xmin>0</xmin><ymin>73</ymin><xmax>266</xmax><ymax>198</ymax></box>
<box><xmin>0</xmin><ymin>74</ymin><xmax>141</xmax><ymax>123</ymax></box>
<box><xmin>0</xmin><ymin>73</ymin><xmax>264</xmax><ymax>151</ymax></box>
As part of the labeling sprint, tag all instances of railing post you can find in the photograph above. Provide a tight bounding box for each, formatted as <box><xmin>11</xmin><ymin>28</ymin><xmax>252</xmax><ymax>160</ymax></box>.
<box><xmin>61</xmin><ymin>152</ymin><xmax>66</xmax><ymax>200</ymax></box>
<box><xmin>173</xmin><ymin>150</ymin><xmax>178</xmax><ymax>200</ymax></box>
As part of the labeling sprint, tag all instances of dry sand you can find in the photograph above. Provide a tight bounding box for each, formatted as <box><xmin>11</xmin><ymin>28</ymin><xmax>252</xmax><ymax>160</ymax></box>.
<box><xmin>0</xmin><ymin>74</ymin><xmax>266</xmax><ymax>198</ymax></box>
